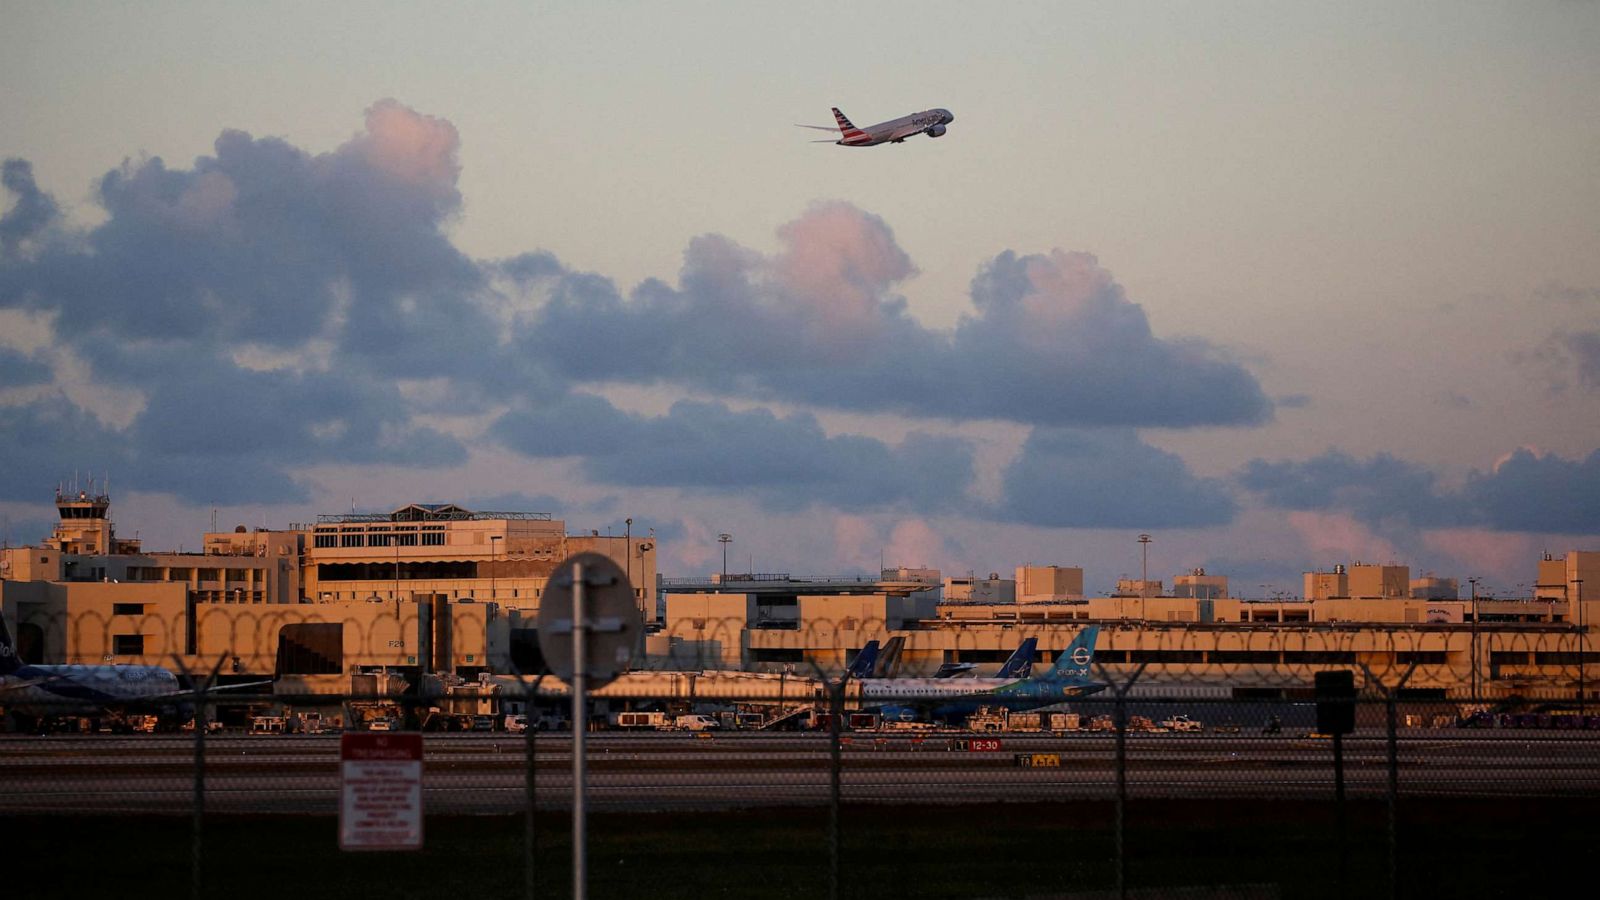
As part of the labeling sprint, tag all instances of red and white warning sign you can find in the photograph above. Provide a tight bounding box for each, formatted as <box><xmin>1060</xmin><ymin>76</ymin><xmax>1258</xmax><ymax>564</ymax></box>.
<box><xmin>340</xmin><ymin>732</ymin><xmax>424</xmax><ymax>850</ymax></box>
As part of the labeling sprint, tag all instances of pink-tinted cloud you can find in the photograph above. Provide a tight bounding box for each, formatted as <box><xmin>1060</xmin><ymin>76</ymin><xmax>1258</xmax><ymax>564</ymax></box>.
<box><xmin>1419</xmin><ymin>528</ymin><xmax>1537</xmax><ymax>579</ymax></box>
<box><xmin>1286</xmin><ymin>510</ymin><xmax>1402</xmax><ymax>563</ymax></box>
<box><xmin>348</xmin><ymin>99</ymin><xmax>461</xmax><ymax>194</ymax></box>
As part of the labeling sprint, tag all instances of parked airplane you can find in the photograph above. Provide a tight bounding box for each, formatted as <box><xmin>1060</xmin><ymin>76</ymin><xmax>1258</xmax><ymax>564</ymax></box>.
<box><xmin>0</xmin><ymin>617</ymin><xmax>268</xmax><ymax>728</ymax></box>
<box><xmin>932</xmin><ymin>636</ymin><xmax>1036</xmax><ymax>679</ymax></box>
<box><xmin>846</xmin><ymin>640</ymin><xmax>881</xmax><ymax>680</ymax></box>
<box><xmin>797</xmin><ymin>106</ymin><xmax>955</xmax><ymax>146</ymax></box>
<box><xmin>860</xmin><ymin>628</ymin><xmax>1102</xmax><ymax>724</ymax></box>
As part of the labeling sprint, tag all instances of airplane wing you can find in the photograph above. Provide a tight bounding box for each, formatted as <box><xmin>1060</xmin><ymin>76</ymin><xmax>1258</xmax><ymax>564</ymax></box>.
<box><xmin>794</xmin><ymin>124</ymin><xmax>839</xmax><ymax>132</ymax></box>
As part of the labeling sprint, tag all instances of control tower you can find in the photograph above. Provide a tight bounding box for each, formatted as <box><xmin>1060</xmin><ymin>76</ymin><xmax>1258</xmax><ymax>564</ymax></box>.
<box><xmin>47</xmin><ymin>479</ymin><xmax>138</xmax><ymax>555</ymax></box>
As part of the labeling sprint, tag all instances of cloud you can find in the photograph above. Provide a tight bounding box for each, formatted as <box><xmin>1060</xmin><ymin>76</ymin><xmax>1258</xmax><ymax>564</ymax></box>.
<box><xmin>1</xmin><ymin>159</ymin><xmax>61</xmax><ymax>258</ymax></box>
<box><xmin>1238</xmin><ymin>450</ymin><xmax>1462</xmax><ymax>528</ymax></box>
<box><xmin>525</xmin><ymin>206</ymin><xmax>1273</xmax><ymax>428</ymax></box>
<box><xmin>1</xmin><ymin>102</ymin><xmax>1269</xmax><ymax>524</ymax></box>
<box><xmin>1241</xmin><ymin>447</ymin><xmax>1600</xmax><ymax>535</ymax></box>
<box><xmin>492</xmin><ymin>395</ymin><xmax>975</xmax><ymax>513</ymax></box>
<box><xmin>0</xmin><ymin>345</ymin><xmax>51</xmax><ymax>387</ymax></box>
<box><xmin>0</xmin><ymin>395</ymin><xmax>133</xmax><ymax>502</ymax></box>
<box><xmin>1462</xmin><ymin>447</ymin><xmax>1600</xmax><ymax>534</ymax></box>
<box><xmin>0</xmin><ymin>101</ymin><xmax>488</xmax><ymax>503</ymax></box>
<box><xmin>1562</xmin><ymin>331</ymin><xmax>1600</xmax><ymax>390</ymax></box>
<box><xmin>1</xmin><ymin>159</ymin><xmax>58</xmax><ymax>258</ymax></box>
<box><xmin>1285</xmin><ymin>511</ymin><xmax>1402</xmax><ymax>565</ymax></box>
<box><xmin>995</xmin><ymin>428</ymin><xmax>1238</xmax><ymax>528</ymax></box>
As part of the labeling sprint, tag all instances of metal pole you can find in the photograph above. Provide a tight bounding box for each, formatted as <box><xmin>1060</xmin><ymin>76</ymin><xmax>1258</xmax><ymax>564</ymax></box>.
<box><xmin>1333</xmin><ymin>731</ymin><xmax>1347</xmax><ymax>895</ymax></box>
<box><xmin>1385</xmin><ymin>692</ymin><xmax>1399</xmax><ymax>900</ymax></box>
<box><xmin>1469</xmin><ymin>578</ymin><xmax>1479</xmax><ymax>704</ymax></box>
<box><xmin>192</xmin><ymin>689</ymin><xmax>205</xmax><ymax>900</ymax></box>
<box><xmin>490</xmin><ymin>535</ymin><xmax>501</xmax><ymax>602</ymax></box>
<box><xmin>828</xmin><ymin>680</ymin><xmax>843</xmax><ymax>900</ymax></box>
<box><xmin>523</xmin><ymin>673</ymin><xmax>543</xmax><ymax>900</ymax></box>
<box><xmin>1115</xmin><ymin>687</ymin><xmax>1128</xmax><ymax>900</ymax></box>
<box><xmin>1577</xmin><ymin>579</ymin><xmax>1585</xmax><ymax>715</ymax></box>
<box><xmin>572</xmin><ymin>559</ymin><xmax>588</xmax><ymax>900</ymax></box>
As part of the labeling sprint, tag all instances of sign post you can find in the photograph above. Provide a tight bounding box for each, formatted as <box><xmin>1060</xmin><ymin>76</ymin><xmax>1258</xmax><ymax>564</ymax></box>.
<box><xmin>340</xmin><ymin>732</ymin><xmax>424</xmax><ymax>851</ymax></box>
<box><xmin>538</xmin><ymin>553</ymin><xmax>640</xmax><ymax>900</ymax></box>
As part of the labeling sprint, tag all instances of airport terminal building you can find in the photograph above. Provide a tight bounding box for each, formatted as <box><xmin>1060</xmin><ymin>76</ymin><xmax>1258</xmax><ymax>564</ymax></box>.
<box><xmin>2</xmin><ymin>490</ymin><xmax>1596</xmax><ymax>703</ymax></box>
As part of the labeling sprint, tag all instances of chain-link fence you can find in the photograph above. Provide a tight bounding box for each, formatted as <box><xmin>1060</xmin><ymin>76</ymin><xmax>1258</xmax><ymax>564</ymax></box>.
<box><xmin>6</xmin><ymin>670</ymin><xmax>1600</xmax><ymax>900</ymax></box>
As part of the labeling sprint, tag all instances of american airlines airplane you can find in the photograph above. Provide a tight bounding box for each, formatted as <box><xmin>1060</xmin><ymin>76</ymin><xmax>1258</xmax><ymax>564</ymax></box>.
<box><xmin>0</xmin><ymin>616</ymin><xmax>267</xmax><ymax>728</ymax></box>
<box><xmin>798</xmin><ymin>106</ymin><xmax>955</xmax><ymax>146</ymax></box>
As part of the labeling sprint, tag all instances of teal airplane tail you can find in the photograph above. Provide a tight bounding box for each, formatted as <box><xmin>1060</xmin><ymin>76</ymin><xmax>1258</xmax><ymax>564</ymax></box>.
<box><xmin>1040</xmin><ymin>626</ymin><xmax>1099</xmax><ymax>684</ymax></box>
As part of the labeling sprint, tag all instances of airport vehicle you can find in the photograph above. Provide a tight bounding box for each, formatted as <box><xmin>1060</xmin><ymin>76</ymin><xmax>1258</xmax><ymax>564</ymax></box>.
<box><xmin>797</xmin><ymin>106</ymin><xmax>955</xmax><ymax>146</ymax></box>
<box><xmin>504</xmin><ymin>714</ymin><xmax>528</xmax><ymax>734</ymax></box>
<box><xmin>859</xmin><ymin>627</ymin><xmax>1105</xmax><ymax>725</ymax></box>
<box><xmin>0</xmin><ymin>616</ymin><xmax>269</xmax><ymax>730</ymax></box>
<box><xmin>1160</xmin><ymin>715</ymin><xmax>1204</xmax><ymax>733</ymax></box>
<box><xmin>673</xmin><ymin>714</ymin><xmax>721</xmax><ymax>732</ymax></box>
<box><xmin>615</xmin><ymin>711</ymin><xmax>669</xmax><ymax>729</ymax></box>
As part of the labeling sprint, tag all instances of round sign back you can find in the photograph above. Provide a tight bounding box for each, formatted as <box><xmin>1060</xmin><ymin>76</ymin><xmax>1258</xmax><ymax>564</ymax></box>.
<box><xmin>536</xmin><ymin>553</ymin><xmax>641</xmax><ymax>688</ymax></box>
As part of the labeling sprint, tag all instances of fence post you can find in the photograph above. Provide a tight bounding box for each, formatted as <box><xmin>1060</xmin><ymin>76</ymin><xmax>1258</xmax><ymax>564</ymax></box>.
<box><xmin>517</xmin><ymin>671</ymin><xmax>546</xmax><ymax>900</ymax></box>
<box><xmin>1096</xmin><ymin>661</ymin><xmax>1146</xmax><ymax>900</ymax></box>
<box><xmin>828</xmin><ymin>678</ymin><xmax>844</xmax><ymax>900</ymax></box>
<box><xmin>174</xmin><ymin>653</ymin><xmax>227</xmax><ymax>900</ymax></box>
<box><xmin>1359</xmin><ymin>661</ymin><xmax>1416</xmax><ymax>900</ymax></box>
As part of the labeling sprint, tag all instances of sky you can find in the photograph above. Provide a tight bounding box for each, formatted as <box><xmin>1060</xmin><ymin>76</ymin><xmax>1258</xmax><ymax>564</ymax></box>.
<box><xmin>2</xmin><ymin>1</ymin><xmax>1598</xmax><ymax>597</ymax></box>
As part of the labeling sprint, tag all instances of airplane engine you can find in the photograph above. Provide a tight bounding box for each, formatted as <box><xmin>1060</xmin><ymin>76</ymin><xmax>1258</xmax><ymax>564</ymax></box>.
<box><xmin>927</xmin><ymin>124</ymin><xmax>947</xmax><ymax>137</ymax></box>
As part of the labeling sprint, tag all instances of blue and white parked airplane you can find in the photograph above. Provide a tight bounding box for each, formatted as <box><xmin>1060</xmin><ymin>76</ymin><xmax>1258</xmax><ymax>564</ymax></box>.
<box><xmin>860</xmin><ymin>628</ymin><xmax>1103</xmax><ymax>724</ymax></box>
<box><xmin>0</xmin><ymin>616</ymin><xmax>267</xmax><ymax>727</ymax></box>
<box><xmin>933</xmin><ymin>637</ymin><xmax>1038</xmax><ymax>680</ymax></box>
<box><xmin>798</xmin><ymin>106</ymin><xmax>955</xmax><ymax>146</ymax></box>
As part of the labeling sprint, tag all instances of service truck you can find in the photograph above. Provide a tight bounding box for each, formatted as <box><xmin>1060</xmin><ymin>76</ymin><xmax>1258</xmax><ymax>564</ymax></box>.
<box><xmin>673</xmin><ymin>714</ymin><xmax>721</xmax><ymax>732</ymax></box>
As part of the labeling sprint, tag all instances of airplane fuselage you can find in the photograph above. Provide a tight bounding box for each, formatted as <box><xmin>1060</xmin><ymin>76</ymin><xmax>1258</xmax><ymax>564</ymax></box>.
<box><xmin>838</xmin><ymin>108</ymin><xmax>955</xmax><ymax>147</ymax></box>
<box><xmin>1</xmin><ymin>664</ymin><xmax>182</xmax><ymax>715</ymax></box>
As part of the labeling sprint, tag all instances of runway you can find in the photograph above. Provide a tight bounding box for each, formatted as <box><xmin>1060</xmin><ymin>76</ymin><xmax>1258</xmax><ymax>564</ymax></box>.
<box><xmin>4</xmin><ymin>729</ymin><xmax>1597</xmax><ymax>815</ymax></box>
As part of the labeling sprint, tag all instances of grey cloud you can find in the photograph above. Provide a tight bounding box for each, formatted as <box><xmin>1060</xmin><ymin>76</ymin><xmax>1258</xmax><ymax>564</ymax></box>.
<box><xmin>1238</xmin><ymin>451</ymin><xmax>1462</xmax><ymax>527</ymax></box>
<box><xmin>0</xmin><ymin>397</ymin><xmax>133</xmax><ymax>502</ymax></box>
<box><xmin>1462</xmin><ymin>448</ymin><xmax>1600</xmax><ymax>534</ymax></box>
<box><xmin>996</xmin><ymin>428</ymin><xmax>1237</xmax><ymax>528</ymax></box>
<box><xmin>0</xmin><ymin>345</ymin><xmax>51</xmax><ymax>387</ymax></box>
<box><xmin>1240</xmin><ymin>448</ymin><xmax>1600</xmax><ymax>534</ymax></box>
<box><xmin>1564</xmin><ymin>332</ymin><xmax>1600</xmax><ymax>390</ymax></box>
<box><xmin>1</xmin><ymin>102</ymin><xmax>493</xmax><ymax>504</ymax></box>
<box><xmin>525</xmin><ymin>206</ymin><xmax>1272</xmax><ymax>429</ymax></box>
<box><xmin>2</xmin><ymin>103</ymin><xmax>1266</xmax><ymax>517</ymax></box>
<box><xmin>1</xmin><ymin>159</ymin><xmax>58</xmax><ymax>257</ymax></box>
<box><xmin>492</xmin><ymin>395</ymin><xmax>975</xmax><ymax>513</ymax></box>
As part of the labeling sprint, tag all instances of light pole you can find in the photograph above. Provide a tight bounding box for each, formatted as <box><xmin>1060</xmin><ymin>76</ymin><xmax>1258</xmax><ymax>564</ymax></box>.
<box><xmin>1468</xmin><ymin>577</ymin><xmax>1479</xmax><ymax>704</ymax></box>
<box><xmin>624</xmin><ymin>518</ymin><xmax>632</xmax><ymax>595</ymax></box>
<box><xmin>718</xmin><ymin>533</ymin><xmax>732</xmax><ymax>583</ymax></box>
<box><xmin>1137</xmin><ymin>534</ymin><xmax>1152</xmax><ymax>620</ymax></box>
<box><xmin>1577</xmin><ymin>578</ymin><xmax>1586</xmax><ymax>715</ymax></box>
<box><xmin>489</xmin><ymin>535</ymin><xmax>502</xmax><ymax>601</ymax></box>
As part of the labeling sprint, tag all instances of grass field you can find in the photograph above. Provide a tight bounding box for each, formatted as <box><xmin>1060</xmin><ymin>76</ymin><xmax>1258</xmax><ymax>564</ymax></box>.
<box><xmin>7</xmin><ymin>799</ymin><xmax>1593</xmax><ymax>899</ymax></box>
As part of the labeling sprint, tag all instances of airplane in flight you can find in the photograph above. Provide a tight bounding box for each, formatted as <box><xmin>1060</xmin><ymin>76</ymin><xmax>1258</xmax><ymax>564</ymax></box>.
<box><xmin>798</xmin><ymin>106</ymin><xmax>955</xmax><ymax>147</ymax></box>
<box><xmin>858</xmin><ymin>627</ymin><xmax>1103</xmax><ymax>724</ymax></box>
<box><xmin>0</xmin><ymin>616</ymin><xmax>269</xmax><ymax>730</ymax></box>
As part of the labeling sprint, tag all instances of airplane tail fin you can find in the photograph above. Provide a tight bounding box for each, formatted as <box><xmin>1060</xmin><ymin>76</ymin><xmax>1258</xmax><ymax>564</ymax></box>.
<box><xmin>1040</xmin><ymin>627</ymin><xmax>1099</xmax><ymax>684</ymax></box>
<box><xmin>875</xmin><ymin>635</ymin><xmax>905</xmax><ymax>677</ymax></box>
<box><xmin>996</xmin><ymin>637</ymin><xmax>1038</xmax><ymax>680</ymax></box>
<box><xmin>846</xmin><ymin>640</ymin><xmax>880</xmax><ymax>680</ymax></box>
<box><xmin>831</xmin><ymin>107</ymin><xmax>869</xmax><ymax>142</ymax></box>
<box><xmin>0</xmin><ymin>615</ymin><xmax>23</xmax><ymax>676</ymax></box>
